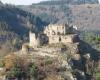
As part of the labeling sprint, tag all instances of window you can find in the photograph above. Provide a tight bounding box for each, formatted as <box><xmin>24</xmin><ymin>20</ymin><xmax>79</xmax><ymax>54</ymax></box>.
<box><xmin>57</xmin><ymin>32</ymin><xmax>60</xmax><ymax>35</ymax></box>
<box><xmin>62</xmin><ymin>26</ymin><xmax>64</xmax><ymax>29</ymax></box>
<box><xmin>59</xmin><ymin>37</ymin><xmax>61</xmax><ymax>42</ymax></box>
<box><xmin>52</xmin><ymin>31</ymin><xmax>55</xmax><ymax>35</ymax></box>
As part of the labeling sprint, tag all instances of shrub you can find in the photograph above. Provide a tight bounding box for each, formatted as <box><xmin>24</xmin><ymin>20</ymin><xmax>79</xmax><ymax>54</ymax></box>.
<box><xmin>0</xmin><ymin>59</ymin><xmax>4</xmax><ymax>67</ymax></box>
<box><xmin>45</xmin><ymin>59</ymin><xmax>53</xmax><ymax>65</ymax></box>
<box><xmin>96</xmin><ymin>72</ymin><xmax>100</xmax><ymax>80</ymax></box>
<box><xmin>6</xmin><ymin>65</ymin><xmax>22</xmax><ymax>79</ymax></box>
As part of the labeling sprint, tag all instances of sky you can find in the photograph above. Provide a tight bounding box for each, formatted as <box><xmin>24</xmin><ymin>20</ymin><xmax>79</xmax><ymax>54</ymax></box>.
<box><xmin>0</xmin><ymin>0</ymin><xmax>100</xmax><ymax>5</ymax></box>
<box><xmin>0</xmin><ymin>0</ymin><xmax>49</xmax><ymax>5</ymax></box>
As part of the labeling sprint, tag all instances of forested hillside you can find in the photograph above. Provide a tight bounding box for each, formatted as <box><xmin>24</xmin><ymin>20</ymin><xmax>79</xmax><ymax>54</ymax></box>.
<box><xmin>19</xmin><ymin>0</ymin><xmax>100</xmax><ymax>30</ymax></box>
<box><xmin>0</xmin><ymin>3</ymin><xmax>48</xmax><ymax>55</ymax></box>
<box><xmin>0</xmin><ymin>3</ymin><xmax>49</xmax><ymax>40</ymax></box>
<box><xmin>71</xmin><ymin>4</ymin><xmax>100</xmax><ymax>30</ymax></box>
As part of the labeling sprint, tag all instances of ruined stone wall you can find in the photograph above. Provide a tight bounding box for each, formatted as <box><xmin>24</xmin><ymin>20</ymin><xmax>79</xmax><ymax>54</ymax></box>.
<box><xmin>22</xmin><ymin>43</ymin><xmax>29</xmax><ymax>52</ymax></box>
<box><xmin>48</xmin><ymin>34</ymin><xmax>77</xmax><ymax>44</ymax></box>
<box><xmin>61</xmin><ymin>35</ymin><xmax>76</xmax><ymax>43</ymax></box>
<box><xmin>49</xmin><ymin>35</ymin><xmax>60</xmax><ymax>44</ymax></box>
<box><xmin>44</xmin><ymin>24</ymin><xmax>66</xmax><ymax>36</ymax></box>
<box><xmin>29</xmin><ymin>32</ymin><xmax>38</xmax><ymax>48</ymax></box>
<box><xmin>29</xmin><ymin>24</ymin><xmax>77</xmax><ymax>47</ymax></box>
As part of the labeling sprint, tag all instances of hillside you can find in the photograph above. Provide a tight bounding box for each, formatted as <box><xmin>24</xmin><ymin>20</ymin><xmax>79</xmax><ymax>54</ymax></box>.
<box><xmin>0</xmin><ymin>3</ymin><xmax>48</xmax><ymax>56</ymax></box>
<box><xmin>71</xmin><ymin>4</ymin><xmax>100</xmax><ymax>30</ymax></box>
<box><xmin>0</xmin><ymin>3</ymin><xmax>48</xmax><ymax>41</ymax></box>
<box><xmin>19</xmin><ymin>3</ymin><xmax>100</xmax><ymax>30</ymax></box>
<box><xmin>34</xmin><ymin>0</ymin><xmax>99</xmax><ymax>5</ymax></box>
<box><xmin>0</xmin><ymin>1</ymin><xmax>99</xmax><ymax>80</ymax></box>
<box><xmin>1</xmin><ymin>23</ymin><xmax>99</xmax><ymax>80</ymax></box>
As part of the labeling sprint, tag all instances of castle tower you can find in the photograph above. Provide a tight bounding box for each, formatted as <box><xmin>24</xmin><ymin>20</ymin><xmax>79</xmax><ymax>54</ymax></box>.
<box><xmin>29</xmin><ymin>31</ymin><xmax>38</xmax><ymax>48</ymax></box>
<box><xmin>29</xmin><ymin>31</ymin><xmax>41</xmax><ymax>48</ymax></box>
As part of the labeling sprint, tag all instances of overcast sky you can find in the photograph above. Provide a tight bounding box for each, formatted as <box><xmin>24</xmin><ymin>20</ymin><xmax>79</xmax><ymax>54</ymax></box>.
<box><xmin>0</xmin><ymin>0</ymin><xmax>49</xmax><ymax>5</ymax></box>
<box><xmin>0</xmin><ymin>0</ymin><xmax>100</xmax><ymax>5</ymax></box>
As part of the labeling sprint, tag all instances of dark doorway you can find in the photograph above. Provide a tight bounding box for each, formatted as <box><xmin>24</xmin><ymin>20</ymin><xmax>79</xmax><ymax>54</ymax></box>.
<box><xmin>59</xmin><ymin>37</ymin><xmax>61</xmax><ymax>42</ymax></box>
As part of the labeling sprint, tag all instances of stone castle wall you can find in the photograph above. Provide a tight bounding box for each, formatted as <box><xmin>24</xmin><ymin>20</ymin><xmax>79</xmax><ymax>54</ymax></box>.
<box><xmin>48</xmin><ymin>34</ymin><xmax>77</xmax><ymax>44</ymax></box>
<box><xmin>29</xmin><ymin>23</ymin><xmax>77</xmax><ymax>47</ymax></box>
<box><xmin>44</xmin><ymin>24</ymin><xmax>66</xmax><ymax>36</ymax></box>
<box><xmin>29</xmin><ymin>32</ymin><xmax>39</xmax><ymax>47</ymax></box>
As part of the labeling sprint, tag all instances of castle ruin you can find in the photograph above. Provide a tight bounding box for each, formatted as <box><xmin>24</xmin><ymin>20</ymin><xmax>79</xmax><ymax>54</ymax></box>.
<box><xmin>29</xmin><ymin>23</ymin><xmax>78</xmax><ymax>48</ymax></box>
